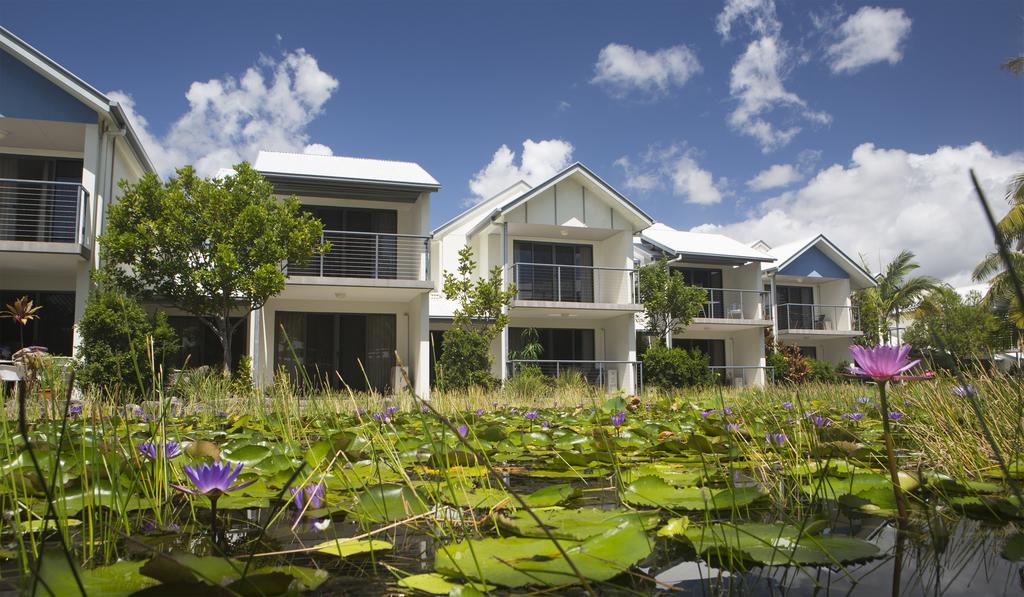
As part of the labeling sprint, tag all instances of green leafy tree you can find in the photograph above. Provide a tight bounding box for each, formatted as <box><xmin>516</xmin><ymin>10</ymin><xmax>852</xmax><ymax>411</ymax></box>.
<box><xmin>77</xmin><ymin>289</ymin><xmax>179</xmax><ymax>395</ymax></box>
<box><xmin>857</xmin><ymin>250</ymin><xmax>937</xmax><ymax>345</ymax></box>
<box><xmin>904</xmin><ymin>287</ymin><xmax>1004</xmax><ymax>365</ymax></box>
<box><xmin>438</xmin><ymin>246</ymin><xmax>517</xmax><ymax>390</ymax></box>
<box><xmin>642</xmin><ymin>344</ymin><xmax>714</xmax><ymax>389</ymax></box>
<box><xmin>100</xmin><ymin>163</ymin><xmax>325</xmax><ymax>376</ymax></box>
<box><xmin>638</xmin><ymin>259</ymin><xmax>707</xmax><ymax>346</ymax></box>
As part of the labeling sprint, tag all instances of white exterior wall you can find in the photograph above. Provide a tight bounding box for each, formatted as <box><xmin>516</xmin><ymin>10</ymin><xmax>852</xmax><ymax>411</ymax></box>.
<box><xmin>817</xmin><ymin>278</ymin><xmax>854</xmax><ymax>330</ymax></box>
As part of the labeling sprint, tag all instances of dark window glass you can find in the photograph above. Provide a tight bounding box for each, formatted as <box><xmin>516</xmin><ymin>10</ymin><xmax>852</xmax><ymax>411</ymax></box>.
<box><xmin>0</xmin><ymin>155</ymin><xmax>83</xmax><ymax>242</ymax></box>
<box><xmin>776</xmin><ymin>285</ymin><xmax>815</xmax><ymax>329</ymax></box>
<box><xmin>675</xmin><ymin>267</ymin><xmax>724</xmax><ymax>317</ymax></box>
<box><xmin>799</xmin><ymin>346</ymin><xmax>818</xmax><ymax>360</ymax></box>
<box><xmin>673</xmin><ymin>338</ymin><xmax>726</xmax><ymax>367</ymax></box>
<box><xmin>512</xmin><ymin>241</ymin><xmax>594</xmax><ymax>302</ymax></box>
<box><xmin>291</xmin><ymin>206</ymin><xmax>398</xmax><ymax>278</ymax></box>
<box><xmin>166</xmin><ymin>316</ymin><xmax>247</xmax><ymax>371</ymax></box>
<box><xmin>273</xmin><ymin>312</ymin><xmax>395</xmax><ymax>393</ymax></box>
<box><xmin>0</xmin><ymin>291</ymin><xmax>75</xmax><ymax>357</ymax></box>
<box><xmin>509</xmin><ymin>328</ymin><xmax>595</xmax><ymax>361</ymax></box>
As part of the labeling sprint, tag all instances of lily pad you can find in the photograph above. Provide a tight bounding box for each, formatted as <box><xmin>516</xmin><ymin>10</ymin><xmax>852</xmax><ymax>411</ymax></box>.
<box><xmin>497</xmin><ymin>507</ymin><xmax>660</xmax><ymax>540</ymax></box>
<box><xmin>622</xmin><ymin>475</ymin><xmax>766</xmax><ymax>511</ymax></box>
<box><xmin>434</xmin><ymin>518</ymin><xmax>652</xmax><ymax>587</ymax></box>
<box><xmin>667</xmin><ymin>522</ymin><xmax>880</xmax><ymax>566</ymax></box>
<box><xmin>351</xmin><ymin>484</ymin><xmax>430</xmax><ymax>522</ymax></box>
<box><xmin>310</xmin><ymin>538</ymin><xmax>393</xmax><ymax>558</ymax></box>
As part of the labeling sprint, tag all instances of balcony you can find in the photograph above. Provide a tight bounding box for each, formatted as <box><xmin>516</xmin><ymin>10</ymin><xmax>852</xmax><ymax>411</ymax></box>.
<box><xmin>695</xmin><ymin>288</ymin><xmax>771</xmax><ymax>321</ymax></box>
<box><xmin>0</xmin><ymin>178</ymin><xmax>90</xmax><ymax>255</ymax></box>
<box><xmin>776</xmin><ymin>303</ymin><xmax>861</xmax><ymax>334</ymax></box>
<box><xmin>286</xmin><ymin>230</ymin><xmax>430</xmax><ymax>287</ymax></box>
<box><xmin>508</xmin><ymin>262</ymin><xmax>639</xmax><ymax>308</ymax></box>
<box><xmin>507</xmin><ymin>359</ymin><xmax>642</xmax><ymax>394</ymax></box>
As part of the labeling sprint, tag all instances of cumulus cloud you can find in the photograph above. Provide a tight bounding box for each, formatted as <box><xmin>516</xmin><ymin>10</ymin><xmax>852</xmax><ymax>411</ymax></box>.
<box><xmin>110</xmin><ymin>48</ymin><xmax>339</xmax><ymax>177</ymax></box>
<box><xmin>716</xmin><ymin>0</ymin><xmax>781</xmax><ymax>40</ymax></box>
<box><xmin>615</xmin><ymin>145</ymin><xmax>727</xmax><ymax>205</ymax></box>
<box><xmin>592</xmin><ymin>43</ymin><xmax>702</xmax><ymax>98</ymax></box>
<box><xmin>468</xmin><ymin>139</ymin><xmax>574</xmax><ymax>203</ymax></box>
<box><xmin>827</xmin><ymin>7</ymin><xmax>912</xmax><ymax>74</ymax></box>
<box><xmin>746</xmin><ymin>163</ymin><xmax>803</xmax><ymax>190</ymax></box>
<box><xmin>693</xmin><ymin>142</ymin><xmax>1024</xmax><ymax>285</ymax></box>
<box><xmin>728</xmin><ymin>36</ymin><xmax>830</xmax><ymax>152</ymax></box>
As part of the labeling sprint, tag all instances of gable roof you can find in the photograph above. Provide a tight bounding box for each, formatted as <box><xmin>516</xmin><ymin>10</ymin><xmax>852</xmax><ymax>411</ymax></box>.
<box><xmin>434</xmin><ymin>162</ymin><xmax>653</xmax><ymax>236</ymax></box>
<box><xmin>0</xmin><ymin>26</ymin><xmax>155</xmax><ymax>173</ymax></box>
<box><xmin>640</xmin><ymin>223</ymin><xmax>774</xmax><ymax>263</ymax></box>
<box><xmin>253</xmin><ymin>150</ymin><xmax>439</xmax><ymax>190</ymax></box>
<box><xmin>761</xmin><ymin>234</ymin><xmax>877</xmax><ymax>288</ymax></box>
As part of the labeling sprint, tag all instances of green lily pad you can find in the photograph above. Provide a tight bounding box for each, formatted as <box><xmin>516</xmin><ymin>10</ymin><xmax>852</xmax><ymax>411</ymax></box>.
<box><xmin>498</xmin><ymin>507</ymin><xmax>660</xmax><ymax>540</ymax></box>
<box><xmin>622</xmin><ymin>476</ymin><xmax>766</xmax><ymax>511</ymax></box>
<box><xmin>523</xmin><ymin>483</ymin><xmax>580</xmax><ymax>507</ymax></box>
<box><xmin>351</xmin><ymin>484</ymin><xmax>430</xmax><ymax>522</ymax></box>
<box><xmin>1002</xmin><ymin>533</ymin><xmax>1024</xmax><ymax>561</ymax></box>
<box><xmin>311</xmin><ymin>538</ymin><xmax>393</xmax><ymax>558</ymax></box>
<box><xmin>668</xmin><ymin>522</ymin><xmax>880</xmax><ymax>566</ymax></box>
<box><xmin>434</xmin><ymin>519</ymin><xmax>653</xmax><ymax>587</ymax></box>
<box><xmin>396</xmin><ymin>573</ymin><xmax>494</xmax><ymax>595</ymax></box>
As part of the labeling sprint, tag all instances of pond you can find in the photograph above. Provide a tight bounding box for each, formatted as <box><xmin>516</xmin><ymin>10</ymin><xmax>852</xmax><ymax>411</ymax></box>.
<box><xmin>2</xmin><ymin>386</ymin><xmax>1022</xmax><ymax>595</ymax></box>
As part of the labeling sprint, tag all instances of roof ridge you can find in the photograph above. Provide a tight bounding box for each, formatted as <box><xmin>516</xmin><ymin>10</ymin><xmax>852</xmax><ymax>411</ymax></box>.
<box><xmin>257</xmin><ymin>149</ymin><xmax>424</xmax><ymax>166</ymax></box>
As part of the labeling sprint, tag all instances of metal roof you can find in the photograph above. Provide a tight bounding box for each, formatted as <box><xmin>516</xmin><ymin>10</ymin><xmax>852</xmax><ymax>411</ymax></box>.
<box><xmin>640</xmin><ymin>223</ymin><xmax>775</xmax><ymax>263</ymax></box>
<box><xmin>253</xmin><ymin>151</ymin><xmax>439</xmax><ymax>190</ymax></box>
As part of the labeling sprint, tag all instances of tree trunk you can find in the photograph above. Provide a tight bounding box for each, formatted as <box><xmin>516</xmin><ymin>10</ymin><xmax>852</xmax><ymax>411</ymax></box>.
<box><xmin>219</xmin><ymin>316</ymin><xmax>232</xmax><ymax>378</ymax></box>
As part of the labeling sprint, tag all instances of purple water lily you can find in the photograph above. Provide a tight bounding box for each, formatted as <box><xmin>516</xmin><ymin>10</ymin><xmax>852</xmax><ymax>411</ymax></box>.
<box><xmin>137</xmin><ymin>440</ymin><xmax>183</xmax><ymax>460</ymax></box>
<box><xmin>172</xmin><ymin>461</ymin><xmax>254</xmax><ymax>497</ymax></box>
<box><xmin>889</xmin><ymin>411</ymin><xmax>904</xmax><ymax>421</ymax></box>
<box><xmin>781</xmin><ymin>401</ymin><xmax>793</xmax><ymax>409</ymax></box>
<box><xmin>385</xmin><ymin>405</ymin><xmax>399</xmax><ymax>417</ymax></box>
<box><xmin>541</xmin><ymin>420</ymin><xmax>550</xmax><ymax>428</ymax></box>
<box><xmin>765</xmin><ymin>432</ymin><xmax>787</xmax><ymax>447</ymax></box>
<box><xmin>457</xmin><ymin>424</ymin><xmax>469</xmax><ymax>438</ymax></box>
<box><xmin>856</xmin><ymin>396</ymin><xmax>871</xmax><ymax>405</ymax></box>
<box><xmin>524</xmin><ymin>411</ymin><xmax>538</xmax><ymax>420</ymax></box>
<box><xmin>610</xmin><ymin>412</ymin><xmax>627</xmax><ymax>428</ymax></box>
<box><xmin>290</xmin><ymin>483</ymin><xmax>326</xmax><ymax>511</ymax></box>
<box><xmin>844</xmin><ymin>412</ymin><xmax>865</xmax><ymax>421</ymax></box>
<box><xmin>700</xmin><ymin>409</ymin><xmax>715</xmax><ymax>418</ymax></box>
<box><xmin>727</xmin><ymin>423</ymin><xmax>741</xmax><ymax>433</ymax></box>
<box><xmin>952</xmin><ymin>384</ymin><xmax>977</xmax><ymax>398</ymax></box>
<box><xmin>811</xmin><ymin>415</ymin><xmax>831</xmax><ymax>428</ymax></box>
<box><xmin>475</xmin><ymin>408</ymin><xmax>485</xmax><ymax>416</ymax></box>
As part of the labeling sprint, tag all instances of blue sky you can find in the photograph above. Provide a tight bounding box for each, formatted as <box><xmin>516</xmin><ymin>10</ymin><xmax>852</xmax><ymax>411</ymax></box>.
<box><xmin>3</xmin><ymin>0</ymin><xmax>1022</xmax><ymax>284</ymax></box>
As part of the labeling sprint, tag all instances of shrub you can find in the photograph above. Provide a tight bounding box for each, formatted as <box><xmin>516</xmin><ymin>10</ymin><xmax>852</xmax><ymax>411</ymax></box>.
<box><xmin>642</xmin><ymin>344</ymin><xmax>714</xmax><ymax>389</ymax></box>
<box><xmin>76</xmin><ymin>290</ymin><xmax>178</xmax><ymax>396</ymax></box>
<box><xmin>806</xmin><ymin>358</ymin><xmax>841</xmax><ymax>383</ymax></box>
<box><xmin>437</xmin><ymin>327</ymin><xmax>496</xmax><ymax>391</ymax></box>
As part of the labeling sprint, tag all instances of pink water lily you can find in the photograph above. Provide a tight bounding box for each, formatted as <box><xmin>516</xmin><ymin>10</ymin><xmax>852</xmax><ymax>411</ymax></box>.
<box><xmin>848</xmin><ymin>344</ymin><xmax>934</xmax><ymax>382</ymax></box>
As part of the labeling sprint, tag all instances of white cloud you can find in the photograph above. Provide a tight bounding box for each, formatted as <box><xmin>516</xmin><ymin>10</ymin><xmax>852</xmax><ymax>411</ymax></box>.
<box><xmin>110</xmin><ymin>48</ymin><xmax>339</xmax><ymax>177</ymax></box>
<box><xmin>468</xmin><ymin>139</ymin><xmax>574</xmax><ymax>203</ymax></box>
<box><xmin>728</xmin><ymin>36</ymin><xmax>830</xmax><ymax>152</ymax></box>
<box><xmin>615</xmin><ymin>145</ymin><xmax>726</xmax><ymax>205</ymax></box>
<box><xmin>693</xmin><ymin>142</ymin><xmax>1024</xmax><ymax>285</ymax></box>
<box><xmin>592</xmin><ymin>43</ymin><xmax>701</xmax><ymax>97</ymax></box>
<box><xmin>302</xmin><ymin>143</ymin><xmax>333</xmax><ymax>156</ymax></box>
<box><xmin>827</xmin><ymin>7</ymin><xmax>912</xmax><ymax>74</ymax></box>
<box><xmin>746</xmin><ymin>163</ymin><xmax>803</xmax><ymax>190</ymax></box>
<box><xmin>716</xmin><ymin>0</ymin><xmax>781</xmax><ymax>40</ymax></box>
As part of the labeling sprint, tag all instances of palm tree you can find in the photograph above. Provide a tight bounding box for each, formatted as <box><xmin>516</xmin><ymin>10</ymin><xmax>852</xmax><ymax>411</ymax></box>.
<box><xmin>866</xmin><ymin>250</ymin><xmax>938</xmax><ymax>345</ymax></box>
<box><xmin>973</xmin><ymin>171</ymin><xmax>1024</xmax><ymax>352</ymax></box>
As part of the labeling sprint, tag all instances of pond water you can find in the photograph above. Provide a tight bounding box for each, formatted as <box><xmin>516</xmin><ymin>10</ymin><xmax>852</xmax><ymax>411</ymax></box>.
<box><xmin>3</xmin><ymin>396</ymin><xmax>1023</xmax><ymax>595</ymax></box>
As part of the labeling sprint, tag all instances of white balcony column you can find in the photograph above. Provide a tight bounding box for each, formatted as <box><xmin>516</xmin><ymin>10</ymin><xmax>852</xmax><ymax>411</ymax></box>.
<box><xmin>499</xmin><ymin>222</ymin><xmax>510</xmax><ymax>381</ymax></box>
<box><xmin>769</xmin><ymin>273</ymin><xmax>778</xmax><ymax>339</ymax></box>
<box><xmin>71</xmin><ymin>123</ymin><xmax>102</xmax><ymax>356</ymax></box>
<box><xmin>409</xmin><ymin>293</ymin><xmax>430</xmax><ymax>399</ymax></box>
<box><xmin>247</xmin><ymin>306</ymin><xmax>266</xmax><ymax>387</ymax></box>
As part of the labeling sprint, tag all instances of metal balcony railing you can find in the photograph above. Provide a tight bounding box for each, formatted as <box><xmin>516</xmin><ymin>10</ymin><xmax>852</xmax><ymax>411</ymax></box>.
<box><xmin>287</xmin><ymin>230</ymin><xmax>430</xmax><ymax>281</ymax></box>
<box><xmin>509</xmin><ymin>262</ymin><xmax>639</xmax><ymax>304</ymax></box>
<box><xmin>507</xmin><ymin>359</ymin><xmax>643</xmax><ymax>394</ymax></box>
<box><xmin>696</xmin><ymin>288</ymin><xmax>771</xmax><ymax>320</ymax></box>
<box><xmin>709</xmin><ymin>366</ymin><xmax>775</xmax><ymax>387</ymax></box>
<box><xmin>776</xmin><ymin>303</ymin><xmax>860</xmax><ymax>332</ymax></box>
<box><xmin>0</xmin><ymin>178</ymin><xmax>89</xmax><ymax>246</ymax></box>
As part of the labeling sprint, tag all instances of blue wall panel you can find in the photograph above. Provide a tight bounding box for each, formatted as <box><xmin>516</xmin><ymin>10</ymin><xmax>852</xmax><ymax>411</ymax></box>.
<box><xmin>779</xmin><ymin>245</ymin><xmax>848</xmax><ymax>279</ymax></box>
<box><xmin>0</xmin><ymin>51</ymin><xmax>96</xmax><ymax>124</ymax></box>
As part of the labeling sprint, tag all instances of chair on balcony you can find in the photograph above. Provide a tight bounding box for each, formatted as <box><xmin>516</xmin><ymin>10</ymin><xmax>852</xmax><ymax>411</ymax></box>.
<box><xmin>813</xmin><ymin>314</ymin><xmax>830</xmax><ymax>330</ymax></box>
<box><xmin>728</xmin><ymin>303</ymin><xmax>743</xmax><ymax>319</ymax></box>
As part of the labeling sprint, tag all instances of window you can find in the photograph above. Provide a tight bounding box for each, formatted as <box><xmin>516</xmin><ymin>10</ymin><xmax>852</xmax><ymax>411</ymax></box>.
<box><xmin>0</xmin><ymin>155</ymin><xmax>83</xmax><ymax>242</ymax></box>
<box><xmin>674</xmin><ymin>267</ymin><xmax>724</xmax><ymax>317</ymax></box>
<box><xmin>291</xmin><ymin>206</ymin><xmax>398</xmax><ymax>278</ymax></box>
<box><xmin>798</xmin><ymin>346</ymin><xmax>818</xmax><ymax>360</ymax></box>
<box><xmin>776</xmin><ymin>285</ymin><xmax>815</xmax><ymax>330</ymax></box>
<box><xmin>673</xmin><ymin>338</ymin><xmax>726</xmax><ymax>367</ymax></box>
<box><xmin>166</xmin><ymin>316</ymin><xmax>248</xmax><ymax>371</ymax></box>
<box><xmin>274</xmin><ymin>312</ymin><xmax>395</xmax><ymax>393</ymax></box>
<box><xmin>0</xmin><ymin>291</ymin><xmax>75</xmax><ymax>357</ymax></box>
<box><xmin>509</xmin><ymin>328</ymin><xmax>595</xmax><ymax>361</ymax></box>
<box><xmin>512</xmin><ymin>241</ymin><xmax>594</xmax><ymax>302</ymax></box>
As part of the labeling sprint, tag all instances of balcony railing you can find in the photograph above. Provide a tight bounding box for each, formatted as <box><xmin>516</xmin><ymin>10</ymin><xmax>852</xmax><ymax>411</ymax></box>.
<box><xmin>509</xmin><ymin>263</ymin><xmax>639</xmax><ymax>305</ymax></box>
<box><xmin>0</xmin><ymin>178</ymin><xmax>89</xmax><ymax>246</ymax></box>
<box><xmin>507</xmin><ymin>359</ymin><xmax>642</xmax><ymax>394</ymax></box>
<box><xmin>287</xmin><ymin>230</ymin><xmax>430</xmax><ymax>281</ymax></box>
<box><xmin>696</xmin><ymin>288</ymin><xmax>771</xmax><ymax>321</ymax></box>
<box><xmin>709</xmin><ymin>366</ymin><xmax>774</xmax><ymax>387</ymax></box>
<box><xmin>776</xmin><ymin>303</ymin><xmax>860</xmax><ymax>332</ymax></box>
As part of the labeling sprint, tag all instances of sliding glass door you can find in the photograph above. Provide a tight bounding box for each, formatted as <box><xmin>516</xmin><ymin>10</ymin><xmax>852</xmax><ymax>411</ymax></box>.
<box><xmin>274</xmin><ymin>312</ymin><xmax>396</xmax><ymax>393</ymax></box>
<box><xmin>513</xmin><ymin>241</ymin><xmax>594</xmax><ymax>302</ymax></box>
<box><xmin>775</xmin><ymin>285</ymin><xmax>814</xmax><ymax>330</ymax></box>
